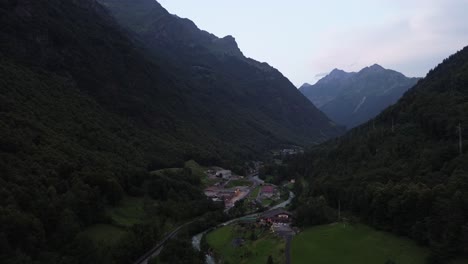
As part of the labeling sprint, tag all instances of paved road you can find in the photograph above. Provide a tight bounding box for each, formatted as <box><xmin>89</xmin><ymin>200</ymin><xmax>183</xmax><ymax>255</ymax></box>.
<box><xmin>136</xmin><ymin>184</ymin><xmax>294</xmax><ymax>264</ymax></box>
<box><xmin>133</xmin><ymin>220</ymin><xmax>195</xmax><ymax>264</ymax></box>
<box><xmin>192</xmin><ymin>189</ymin><xmax>295</xmax><ymax>253</ymax></box>
<box><xmin>271</xmin><ymin>190</ymin><xmax>294</xmax><ymax>210</ymax></box>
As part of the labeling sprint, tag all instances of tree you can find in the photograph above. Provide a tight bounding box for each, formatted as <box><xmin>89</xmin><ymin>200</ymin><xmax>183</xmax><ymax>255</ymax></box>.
<box><xmin>267</xmin><ymin>255</ymin><xmax>274</xmax><ymax>264</ymax></box>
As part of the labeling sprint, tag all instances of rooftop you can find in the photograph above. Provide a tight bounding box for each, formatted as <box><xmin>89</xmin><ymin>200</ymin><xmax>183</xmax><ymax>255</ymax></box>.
<box><xmin>261</xmin><ymin>209</ymin><xmax>293</xmax><ymax>219</ymax></box>
<box><xmin>262</xmin><ymin>185</ymin><xmax>275</xmax><ymax>193</ymax></box>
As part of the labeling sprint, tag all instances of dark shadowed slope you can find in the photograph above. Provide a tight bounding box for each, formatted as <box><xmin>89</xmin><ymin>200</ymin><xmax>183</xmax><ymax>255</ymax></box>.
<box><xmin>98</xmin><ymin>0</ymin><xmax>343</xmax><ymax>146</ymax></box>
<box><xmin>0</xmin><ymin>0</ymin><xmax>341</xmax><ymax>262</ymax></box>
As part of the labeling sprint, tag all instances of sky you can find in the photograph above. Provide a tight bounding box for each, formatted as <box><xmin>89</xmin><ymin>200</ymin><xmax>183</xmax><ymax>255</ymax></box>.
<box><xmin>158</xmin><ymin>0</ymin><xmax>468</xmax><ymax>87</ymax></box>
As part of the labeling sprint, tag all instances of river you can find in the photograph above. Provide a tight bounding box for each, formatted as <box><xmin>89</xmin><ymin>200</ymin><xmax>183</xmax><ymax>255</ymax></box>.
<box><xmin>191</xmin><ymin>190</ymin><xmax>295</xmax><ymax>264</ymax></box>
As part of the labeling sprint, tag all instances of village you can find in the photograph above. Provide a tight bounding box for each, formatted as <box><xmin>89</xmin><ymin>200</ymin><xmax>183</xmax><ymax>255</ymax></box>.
<box><xmin>202</xmin><ymin>165</ymin><xmax>290</xmax><ymax>212</ymax></box>
<box><xmin>200</xmin><ymin>176</ymin><xmax>297</xmax><ymax>264</ymax></box>
<box><xmin>188</xmin><ymin>151</ymin><xmax>302</xmax><ymax>264</ymax></box>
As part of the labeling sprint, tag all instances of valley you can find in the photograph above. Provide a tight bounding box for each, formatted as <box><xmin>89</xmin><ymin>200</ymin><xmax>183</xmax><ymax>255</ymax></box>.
<box><xmin>1</xmin><ymin>0</ymin><xmax>467</xmax><ymax>264</ymax></box>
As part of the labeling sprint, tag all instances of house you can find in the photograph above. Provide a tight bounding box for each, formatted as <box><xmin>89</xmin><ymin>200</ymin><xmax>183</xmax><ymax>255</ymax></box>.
<box><xmin>216</xmin><ymin>169</ymin><xmax>232</xmax><ymax>179</ymax></box>
<box><xmin>259</xmin><ymin>209</ymin><xmax>293</xmax><ymax>224</ymax></box>
<box><xmin>260</xmin><ymin>185</ymin><xmax>276</xmax><ymax>198</ymax></box>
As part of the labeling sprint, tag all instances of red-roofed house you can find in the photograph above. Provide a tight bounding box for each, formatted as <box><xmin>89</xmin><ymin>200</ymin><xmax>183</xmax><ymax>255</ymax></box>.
<box><xmin>261</xmin><ymin>185</ymin><xmax>276</xmax><ymax>198</ymax></box>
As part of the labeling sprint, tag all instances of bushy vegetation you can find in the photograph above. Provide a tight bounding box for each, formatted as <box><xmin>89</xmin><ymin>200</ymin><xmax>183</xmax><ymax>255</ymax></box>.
<box><xmin>289</xmin><ymin>46</ymin><xmax>468</xmax><ymax>263</ymax></box>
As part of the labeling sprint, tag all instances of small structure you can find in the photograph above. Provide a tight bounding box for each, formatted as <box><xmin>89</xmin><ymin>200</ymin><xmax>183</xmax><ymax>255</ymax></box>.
<box><xmin>259</xmin><ymin>209</ymin><xmax>293</xmax><ymax>224</ymax></box>
<box><xmin>260</xmin><ymin>185</ymin><xmax>276</xmax><ymax>198</ymax></box>
<box><xmin>216</xmin><ymin>169</ymin><xmax>232</xmax><ymax>179</ymax></box>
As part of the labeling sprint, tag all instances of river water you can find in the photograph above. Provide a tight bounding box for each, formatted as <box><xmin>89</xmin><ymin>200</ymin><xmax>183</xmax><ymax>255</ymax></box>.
<box><xmin>191</xmin><ymin>190</ymin><xmax>294</xmax><ymax>264</ymax></box>
<box><xmin>192</xmin><ymin>231</ymin><xmax>216</xmax><ymax>264</ymax></box>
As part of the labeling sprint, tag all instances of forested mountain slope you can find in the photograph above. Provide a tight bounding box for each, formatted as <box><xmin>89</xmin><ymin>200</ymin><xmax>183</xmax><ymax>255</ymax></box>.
<box><xmin>300</xmin><ymin>65</ymin><xmax>419</xmax><ymax>129</ymax></box>
<box><xmin>291</xmin><ymin>47</ymin><xmax>468</xmax><ymax>262</ymax></box>
<box><xmin>98</xmin><ymin>0</ymin><xmax>342</xmax><ymax>146</ymax></box>
<box><xmin>0</xmin><ymin>0</ymin><xmax>339</xmax><ymax>263</ymax></box>
<box><xmin>0</xmin><ymin>1</ymin><xmax>217</xmax><ymax>263</ymax></box>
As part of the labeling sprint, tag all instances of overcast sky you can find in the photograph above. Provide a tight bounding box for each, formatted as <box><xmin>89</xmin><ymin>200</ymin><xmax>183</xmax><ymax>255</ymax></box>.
<box><xmin>158</xmin><ymin>0</ymin><xmax>468</xmax><ymax>86</ymax></box>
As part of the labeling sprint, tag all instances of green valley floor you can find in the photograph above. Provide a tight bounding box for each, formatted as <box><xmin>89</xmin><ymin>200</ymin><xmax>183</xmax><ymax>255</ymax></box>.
<box><xmin>292</xmin><ymin>223</ymin><xmax>428</xmax><ymax>264</ymax></box>
<box><xmin>205</xmin><ymin>222</ymin><xmax>468</xmax><ymax>264</ymax></box>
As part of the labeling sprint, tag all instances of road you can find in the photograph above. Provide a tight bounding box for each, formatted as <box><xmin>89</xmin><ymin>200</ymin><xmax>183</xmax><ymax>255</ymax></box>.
<box><xmin>135</xmin><ymin>184</ymin><xmax>294</xmax><ymax>264</ymax></box>
<box><xmin>133</xmin><ymin>220</ymin><xmax>195</xmax><ymax>264</ymax></box>
<box><xmin>192</xmin><ymin>189</ymin><xmax>295</xmax><ymax>259</ymax></box>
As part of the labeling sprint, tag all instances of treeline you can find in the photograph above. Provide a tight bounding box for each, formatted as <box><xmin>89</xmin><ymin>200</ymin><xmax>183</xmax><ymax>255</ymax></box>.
<box><xmin>0</xmin><ymin>0</ymin><xmax>249</xmax><ymax>263</ymax></box>
<box><xmin>288</xmin><ymin>47</ymin><xmax>468</xmax><ymax>263</ymax></box>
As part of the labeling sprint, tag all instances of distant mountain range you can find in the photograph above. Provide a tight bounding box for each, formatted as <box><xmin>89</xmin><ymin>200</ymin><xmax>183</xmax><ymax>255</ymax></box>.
<box><xmin>299</xmin><ymin>64</ymin><xmax>419</xmax><ymax>129</ymax></box>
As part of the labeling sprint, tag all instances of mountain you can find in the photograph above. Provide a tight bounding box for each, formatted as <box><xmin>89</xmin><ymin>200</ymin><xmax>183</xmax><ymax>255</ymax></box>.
<box><xmin>97</xmin><ymin>0</ymin><xmax>342</xmax><ymax>147</ymax></box>
<box><xmin>290</xmin><ymin>47</ymin><xmax>468</xmax><ymax>261</ymax></box>
<box><xmin>0</xmin><ymin>0</ymin><xmax>341</xmax><ymax>263</ymax></box>
<box><xmin>299</xmin><ymin>64</ymin><xmax>419</xmax><ymax>129</ymax></box>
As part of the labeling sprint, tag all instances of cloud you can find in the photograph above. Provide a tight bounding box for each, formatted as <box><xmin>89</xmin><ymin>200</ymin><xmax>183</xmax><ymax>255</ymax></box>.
<box><xmin>314</xmin><ymin>72</ymin><xmax>329</xmax><ymax>78</ymax></box>
<box><xmin>309</xmin><ymin>0</ymin><xmax>468</xmax><ymax>78</ymax></box>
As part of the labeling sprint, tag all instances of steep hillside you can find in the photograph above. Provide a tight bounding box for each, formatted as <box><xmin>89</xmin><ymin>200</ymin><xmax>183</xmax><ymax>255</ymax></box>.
<box><xmin>300</xmin><ymin>65</ymin><xmax>419</xmax><ymax>129</ymax></box>
<box><xmin>98</xmin><ymin>0</ymin><xmax>342</xmax><ymax>146</ymax></box>
<box><xmin>0</xmin><ymin>0</ymin><xmax>341</xmax><ymax>262</ymax></box>
<box><xmin>291</xmin><ymin>47</ymin><xmax>468</xmax><ymax>261</ymax></box>
<box><xmin>0</xmin><ymin>0</ymin><xmax>224</xmax><ymax>263</ymax></box>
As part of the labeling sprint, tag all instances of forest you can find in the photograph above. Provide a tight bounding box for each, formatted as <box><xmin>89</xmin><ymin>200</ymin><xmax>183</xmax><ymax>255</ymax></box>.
<box><xmin>288</xmin><ymin>46</ymin><xmax>468</xmax><ymax>263</ymax></box>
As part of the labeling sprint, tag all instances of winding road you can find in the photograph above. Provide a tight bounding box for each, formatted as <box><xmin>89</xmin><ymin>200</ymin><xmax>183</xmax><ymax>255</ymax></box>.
<box><xmin>192</xmin><ymin>190</ymin><xmax>295</xmax><ymax>263</ymax></box>
<box><xmin>133</xmin><ymin>220</ymin><xmax>196</xmax><ymax>264</ymax></box>
<box><xmin>133</xmin><ymin>184</ymin><xmax>294</xmax><ymax>264</ymax></box>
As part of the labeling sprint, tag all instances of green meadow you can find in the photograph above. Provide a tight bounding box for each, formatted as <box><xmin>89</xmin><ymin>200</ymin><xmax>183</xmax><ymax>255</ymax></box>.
<box><xmin>292</xmin><ymin>223</ymin><xmax>429</xmax><ymax>264</ymax></box>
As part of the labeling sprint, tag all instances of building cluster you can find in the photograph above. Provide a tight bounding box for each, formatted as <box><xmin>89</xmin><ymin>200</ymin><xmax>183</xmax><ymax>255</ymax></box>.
<box><xmin>272</xmin><ymin>147</ymin><xmax>304</xmax><ymax>157</ymax></box>
<box><xmin>203</xmin><ymin>168</ymin><xmax>249</xmax><ymax>209</ymax></box>
<box><xmin>204</xmin><ymin>187</ymin><xmax>239</xmax><ymax>203</ymax></box>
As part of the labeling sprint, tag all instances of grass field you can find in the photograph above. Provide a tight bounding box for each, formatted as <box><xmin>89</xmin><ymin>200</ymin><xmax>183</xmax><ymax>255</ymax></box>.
<box><xmin>261</xmin><ymin>198</ymin><xmax>273</xmax><ymax>207</ymax></box>
<box><xmin>106</xmin><ymin>196</ymin><xmax>146</xmax><ymax>227</ymax></box>
<box><xmin>185</xmin><ymin>160</ymin><xmax>223</xmax><ymax>187</ymax></box>
<box><xmin>80</xmin><ymin>224</ymin><xmax>127</xmax><ymax>247</ymax></box>
<box><xmin>206</xmin><ymin>224</ymin><xmax>284</xmax><ymax>264</ymax></box>
<box><xmin>292</xmin><ymin>223</ymin><xmax>429</xmax><ymax>264</ymax></box>
<box><xmin>247</xmin><ymin>186</ymin><xmax>261</xmax><ymax>201</ymax></box>
<box><xmin>225</xmin><ymin>179</ymin><xmax>252</xmax><ymax>188</ymax></box>
<box><xmin>184</xmin><ymin>160</ymin><xmax>206</xmax><ymax>179</ymax></box>
<box><xmin>82</xmin><ymin>196</ymin><xmax>146</xmax><ymax>248</ymax></box>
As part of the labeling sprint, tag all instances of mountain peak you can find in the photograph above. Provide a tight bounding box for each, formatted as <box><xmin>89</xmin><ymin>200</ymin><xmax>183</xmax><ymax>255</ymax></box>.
<box><xmin>299</xmin><ymin>83</ymin><xmax>312</xmax><ymax>89</ymax></box>
<box><xmin>371</xmin><ymin>63</ymin><xmax>384</xmax><ymax>69</ymax></box>
<box><xmin>362</xmin><ymin>64</ymin><xmax>385</xmax><ymax>73</ymax></box>
<box><xmin>318</xmin><ymin>68</ymin><xmax>352</xmax><ymax>83</ymax></box>
<box><xmin>330</xmin><ymin>68</ymin><xmax>346</xmax><ymax>75</ymax></box>
<box><xmin>212</xmin><ymin>35</ymin><xmax>243</xmax><ymax>56</ymax></box>
<box><xmin>299</xmin><ymin>63</ymin><xmax>419</xmax><ymax>128</ymax></box>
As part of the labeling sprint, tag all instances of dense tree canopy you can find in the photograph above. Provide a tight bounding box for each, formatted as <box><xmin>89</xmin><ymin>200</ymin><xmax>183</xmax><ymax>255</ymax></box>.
<box><xmin>289</xmin><ymin>46</ymin><xmax>468</xmax><ymax>262</ymax></box>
